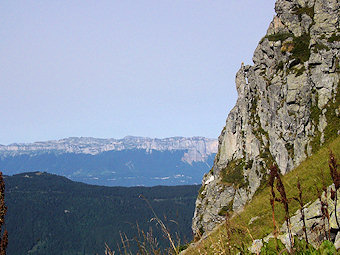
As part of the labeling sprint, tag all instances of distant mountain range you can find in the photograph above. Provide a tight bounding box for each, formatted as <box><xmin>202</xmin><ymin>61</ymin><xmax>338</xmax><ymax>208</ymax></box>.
<box><xmin>0</xmin><ymin>136</ymin><xmax>217</xmax><ymax>186</ymax></box>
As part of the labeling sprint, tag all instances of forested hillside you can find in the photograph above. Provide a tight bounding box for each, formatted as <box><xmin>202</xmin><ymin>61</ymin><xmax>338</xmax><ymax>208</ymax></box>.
<box><xmin>4</xmin><ymin>172</ymin><xmax>199</xmax><ymax>254</ymax></box>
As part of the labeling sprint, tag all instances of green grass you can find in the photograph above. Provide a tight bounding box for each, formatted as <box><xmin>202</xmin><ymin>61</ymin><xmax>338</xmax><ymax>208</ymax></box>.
<box><xmin>265</xmin><ymin>31</ymin><xmax>311</xmax><ymax>65</ymax></box>
<box><xmin>184</xmin><ymin>135</ymin><xmax>340</xmax><ymax>255</ymax></box>
<box><xmin>221</xmin><ymin>159</ymin><xmax>247</xmax><ymax>187</ymax></box>
<box><xmin>293</xmin><ymin>6</ymin><xmax>314</xmax><ymax>19</ymax></box>
<box><xmin>293</xmin><ymin>65</ymin><xmax>306</xmax><ymax>77</ymax></box>
<box><xmin>276</xmin><ymin>61</ymin><xmax>284</xmax><ymax>72</ymax></box>
<box><xmin>328</xmin><ymin>33</ymin><xmax>340</xmax><ymax>43</ymax></box>
<box><xmin>265</xmin><ymin>31</ymin><xmax>311</xmax><ymax>63</ymax></box>
<box><xmin>323</xmin><ymin>84</ymin><xmax>340</xmax><ymax>143</ymax></box>
<box><xmin>266</xmin><ymin>32</ymin><xmax>294</xmax><ymax>42</ymax></box>
<box><xmin>310</xmin><ymin>83</ymin><xmax>339</xmax><ymax>153</ymax></box>
<box><xmin>218</xmin><ymin>201</ymin><xmax>233</xmax><ymax>216</ymax></box>
<box><xmin>291</xmin><ymin>33</ymin><xmax>311</xmax><ymax>63</ymax></box>
<box><xmin>336</xmin><ymin>57</ymin><xmax>340</xmax><ymax>71</ymax></box>
<box><xmin>313</xmin><ymin>42</ymin><xmax>330</xmax><ymax>53</ymax></box>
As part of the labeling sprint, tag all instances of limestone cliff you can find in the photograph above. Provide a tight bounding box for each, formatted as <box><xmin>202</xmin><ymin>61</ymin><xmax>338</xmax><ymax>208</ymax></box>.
<box><xmin>0</xmin><ymin>136</ymin><xmax>217</xmax><ymax>163</ymax></box>
<box><xmin>192</xmin><ymin>0</ymin><xmax>339</xmax><ymax>236</ymax></box>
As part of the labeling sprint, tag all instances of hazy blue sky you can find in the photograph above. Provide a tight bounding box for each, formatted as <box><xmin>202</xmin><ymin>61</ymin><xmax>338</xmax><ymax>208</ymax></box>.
<box><xmin>0</xmin><ymin>0</ymin><xmax>276</xmax><ymax>145</ymax></box>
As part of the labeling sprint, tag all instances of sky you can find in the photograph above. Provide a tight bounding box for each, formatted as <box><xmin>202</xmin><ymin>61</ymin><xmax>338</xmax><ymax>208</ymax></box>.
<box><xmin>0</xmin><ymin>0</ymin><xmax>276</xmax><ymax>145</ymax></box>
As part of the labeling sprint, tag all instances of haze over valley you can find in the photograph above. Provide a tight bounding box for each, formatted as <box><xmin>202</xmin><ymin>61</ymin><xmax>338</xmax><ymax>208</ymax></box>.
<box><xmin>0</xmin><ymin>136</ymin><xmax>217</xmax><ymax>186</ymax></box>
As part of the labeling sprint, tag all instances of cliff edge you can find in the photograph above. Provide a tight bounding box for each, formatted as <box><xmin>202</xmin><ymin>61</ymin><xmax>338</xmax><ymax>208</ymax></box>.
<box><xmin>192</xmin><ymin>0</ymin><xmax>339</xmax><ymax>237</ymax></box>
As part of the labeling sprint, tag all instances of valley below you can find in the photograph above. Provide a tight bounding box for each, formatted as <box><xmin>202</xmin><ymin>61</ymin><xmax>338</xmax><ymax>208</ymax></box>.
<box><xmin>4</xmin><ymin>172</ymin><xmax>200</xmax><ymax>254</ymax></box>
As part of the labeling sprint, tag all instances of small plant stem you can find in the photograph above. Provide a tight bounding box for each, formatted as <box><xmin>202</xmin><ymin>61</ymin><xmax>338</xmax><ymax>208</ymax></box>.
<box><xmin>329</xmin><ymin>151</ymin><xmax>340</xmax><ymax>229</ymax></box>
<box><xmin>296</xmin><ymin>178</ymin><xmax>308</xmax><ymax>244</ymax></box>
<box><xmin>139</xmin><ymin>194</ymin><xmax>179</xmax><ymax>255</ymax></box>
<box><xmin>270</xmin><ymin>165</ymin><xmax>293</xmax><ymax>250</ymax></box>
<box><xmin>269</xmin><ymin>166</ymin><xmax>279</xmax><ymax>251</ymax></box>
<box><xmin>335</xmin><ymin>190</ymin><xmax>340</xmax><ymax>228</ymax></box>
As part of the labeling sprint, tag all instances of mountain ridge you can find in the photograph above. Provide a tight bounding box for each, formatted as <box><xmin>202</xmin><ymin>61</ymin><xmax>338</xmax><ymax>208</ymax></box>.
<box><xmin>0</xmin><ymin>136</ymin><xmax>217</xmax><ymax>186</ymax></box>
<box><xmin>0</xmin><ymin>136</ymin><xmax>217</xmax><ymax>164</ymax></box>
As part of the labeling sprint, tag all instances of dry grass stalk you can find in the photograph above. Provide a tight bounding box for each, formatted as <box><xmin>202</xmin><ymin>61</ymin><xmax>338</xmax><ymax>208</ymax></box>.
<box><xmin>105</xmin><ymin>190</ymin><xmax>182</xmax><ymax>254</ymax></box>
<box><xmin>320</xmin><ymin>165</ymin><xmax>331</xmax><ymax>241</ymax></box>
<box><xmin>269</xmin><ymin>167</ymin><xmax>278</xmax><ymax>240</ymax></box>
<box><xmin>119</xmin><ymin>232</ymin><xmax>130</xmax><ymax>255</ymax></box>
<box><xmin>269</xmin><ymin>165</ymin><xmax>293</xmax><ymax>250</ymax></box>
<box><xmin>329</xmin><ymin>150</ymin><xmax>340</xmax><ymax>229</ymax></box>
<box><xmin>105</xmin><ymin>243</ymin><xmax>115</xmax><ymax>255</ymax></box>
<box><xmin>317</xmin><ymin>187</ymin><xmax>330</xmax><ymax>242</ymax></box>
<box><xmin>139</xmin><ymin>194</ymin><xmax>180</xmax><ymax>255</ymax></box>
<box><xmin>293</xmin><ymin>178</ymin><xmax>308</xmax><ymax>244</ymax></box>
<box><xmin>224</xmin><ymin>212</ymin><xmax>231</xmax><ymax>254</ymax></box>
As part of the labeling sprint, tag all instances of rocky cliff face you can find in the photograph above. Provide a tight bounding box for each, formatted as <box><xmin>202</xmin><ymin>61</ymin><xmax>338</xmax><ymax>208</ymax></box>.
<box><xmin>192</xmin><ymin>0</ymin><xmax>339</xmax><ymax>236</ymax></box>
<box><xmin>0</xmin><ymin>136</ymin><xmax>217</xmax><ymax>164</ymax></box>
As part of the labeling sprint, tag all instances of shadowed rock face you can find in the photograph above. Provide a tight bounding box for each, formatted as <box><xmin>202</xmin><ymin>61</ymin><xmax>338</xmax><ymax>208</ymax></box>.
<box><xmin>192</xmin><ymin>0</ymin><xmax>339</xmax><ymax>236</ymax></box>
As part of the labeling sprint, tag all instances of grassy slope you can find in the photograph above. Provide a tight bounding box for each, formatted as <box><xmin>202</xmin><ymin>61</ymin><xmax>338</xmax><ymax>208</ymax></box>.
<box><xmin>185</xmin><ymin>135</ymin><xmax>340</xmax><ymax>254</ymax></box>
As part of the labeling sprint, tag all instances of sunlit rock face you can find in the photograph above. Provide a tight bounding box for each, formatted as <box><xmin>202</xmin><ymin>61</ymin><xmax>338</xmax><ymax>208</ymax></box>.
<box><xmin>192</xmin><ymin>0</ymin><xmax>339</xmax><ymax>237</ymax></box>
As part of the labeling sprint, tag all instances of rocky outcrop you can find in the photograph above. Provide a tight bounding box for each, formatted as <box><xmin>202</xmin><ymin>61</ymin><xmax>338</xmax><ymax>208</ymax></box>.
<box><xmin>192</xmin><ymin>0</ymin><xmax>339</xmax><ymax>236</ymax></box>
<box><xmin>249</xmin><ymin>184</ymin><xmax>340</xmax><ymax>251</ymax></box>
<box><xmin>0</xmin><ymin>136</ymin><xmax>218</xmax><ymax>163</ymax></box>
<box><xmin>278</xmin><ymin>185</ymin><xmax>340</xmax><ymax>248</ymax></box>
